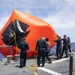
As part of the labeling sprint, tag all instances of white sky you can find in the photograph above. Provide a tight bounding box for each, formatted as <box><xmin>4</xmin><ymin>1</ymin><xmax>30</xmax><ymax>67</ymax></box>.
<box><xmin>0</xmin><ymin>0</ymin><xmax>75</xmax><ymax>42</ymax></box>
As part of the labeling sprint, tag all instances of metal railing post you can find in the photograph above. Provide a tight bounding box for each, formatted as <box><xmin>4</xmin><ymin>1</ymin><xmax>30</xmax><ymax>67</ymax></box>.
<box><xmin>69</xmin><ymin>54</ymin><xmax>73</xmax><ymax>75</ymax></box>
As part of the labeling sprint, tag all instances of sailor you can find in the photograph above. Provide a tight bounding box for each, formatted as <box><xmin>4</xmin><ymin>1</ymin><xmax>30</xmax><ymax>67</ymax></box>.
<box><xmin>19</xmin><ymin>37</ymin><xmax>29</xmax><ymax>68</ymax></box>
<box><xmin>36</xmin><ymin>37</ymin><xmax>47</xmax><ymax>67</ymax></box>
<box><xmin>62</xmin><ymin>35</ymin><xmax>68</xmax><ymax>58</ymax></box>
<box><xmin>54</xmin><ymin>36</ymin><xmax>62</xmax><ymax>59</ymax></box>
<box><xmin>45</xmin><ymin>38</ymin><xmax>52</xmax><ymax>63</ymax></box>
<box><xmin>67</xmin><ymin>37</ymin><xmax>71</xmax><ymax>53</ymax></box>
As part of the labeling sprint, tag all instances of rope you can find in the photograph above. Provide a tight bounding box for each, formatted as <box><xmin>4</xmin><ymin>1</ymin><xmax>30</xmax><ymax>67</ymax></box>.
<box><xmin>27</xmin><ymin>63</ymin><xmax>38</xmax><ymax>75</ymax></box>
<box><xmin>8</xmin><ymin>33</ymin><xmax>16</xmax><ymax>45</ymax></box>
<box><xmin>8</xmin><ymin>33</ymin><xmax>19</xmax><ymax>54</ymax></box>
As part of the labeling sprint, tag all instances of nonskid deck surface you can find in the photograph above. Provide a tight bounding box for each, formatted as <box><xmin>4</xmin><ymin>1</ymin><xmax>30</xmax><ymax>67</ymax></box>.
<box><xmin>0</xmin><ymin>54</ymin><xmax>75</xmax><ymax>75</ymax></box>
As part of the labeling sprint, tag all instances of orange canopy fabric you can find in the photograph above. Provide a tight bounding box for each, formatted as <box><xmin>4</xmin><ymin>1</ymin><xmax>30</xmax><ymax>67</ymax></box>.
<box><xmin>0</xmin><ymin>10</ymin><xmax>58</xmax><ymax>53</ymax></box>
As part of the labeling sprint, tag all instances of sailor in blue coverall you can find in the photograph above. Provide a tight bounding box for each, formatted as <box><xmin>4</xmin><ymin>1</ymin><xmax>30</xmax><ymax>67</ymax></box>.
<box><xmin>19</xmin><ymin>37</ymin><xmax>29</xmax><ymax>68</ymax></box>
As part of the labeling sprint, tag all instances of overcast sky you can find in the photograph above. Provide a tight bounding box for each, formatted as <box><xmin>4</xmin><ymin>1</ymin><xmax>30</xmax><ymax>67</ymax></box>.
<box><xmin>0</xmin><ymin>0</ymin><xmax>75</xmax><ymax>42</ymax></box>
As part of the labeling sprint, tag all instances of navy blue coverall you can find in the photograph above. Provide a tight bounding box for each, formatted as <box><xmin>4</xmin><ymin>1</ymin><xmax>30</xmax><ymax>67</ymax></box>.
<box><xmin>62</xmin><ymin>38</ymin><xmax>68</xmax><ymax>58</ymax></box>
<box><xmin>54</xmin><ymin>37</ymin><xmax>62</xmax><ymax>59</ymax></box>
<box><xmin>19</xmin><ymin>41</ymin><xmax>29</xmax><ymax>68</ymax></box>
<box><xmin>36</xmin><ymin>38</ymin><xmax>47</xmax><ymax>67</ymax></box>
<box><xmin>67</xmin><ymin>37</ymin><xmax>71</xmax><ymax>53</ymax></box>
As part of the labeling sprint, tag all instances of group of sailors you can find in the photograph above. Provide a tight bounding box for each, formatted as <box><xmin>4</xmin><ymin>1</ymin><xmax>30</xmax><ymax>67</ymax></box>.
<box><xmin>54</xmin><ymin>35</ymin><xmax>71</xmax><ymax>59</ymax></box>
<box><xmin>36</xmin><ymin>35</ymin><xmax>71</xmax><ymax>67</ymax></box>
<box><xmin>19</xmin><ymin>35</ymin><xmax>71</xmax><ymax>68</ymax></box>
